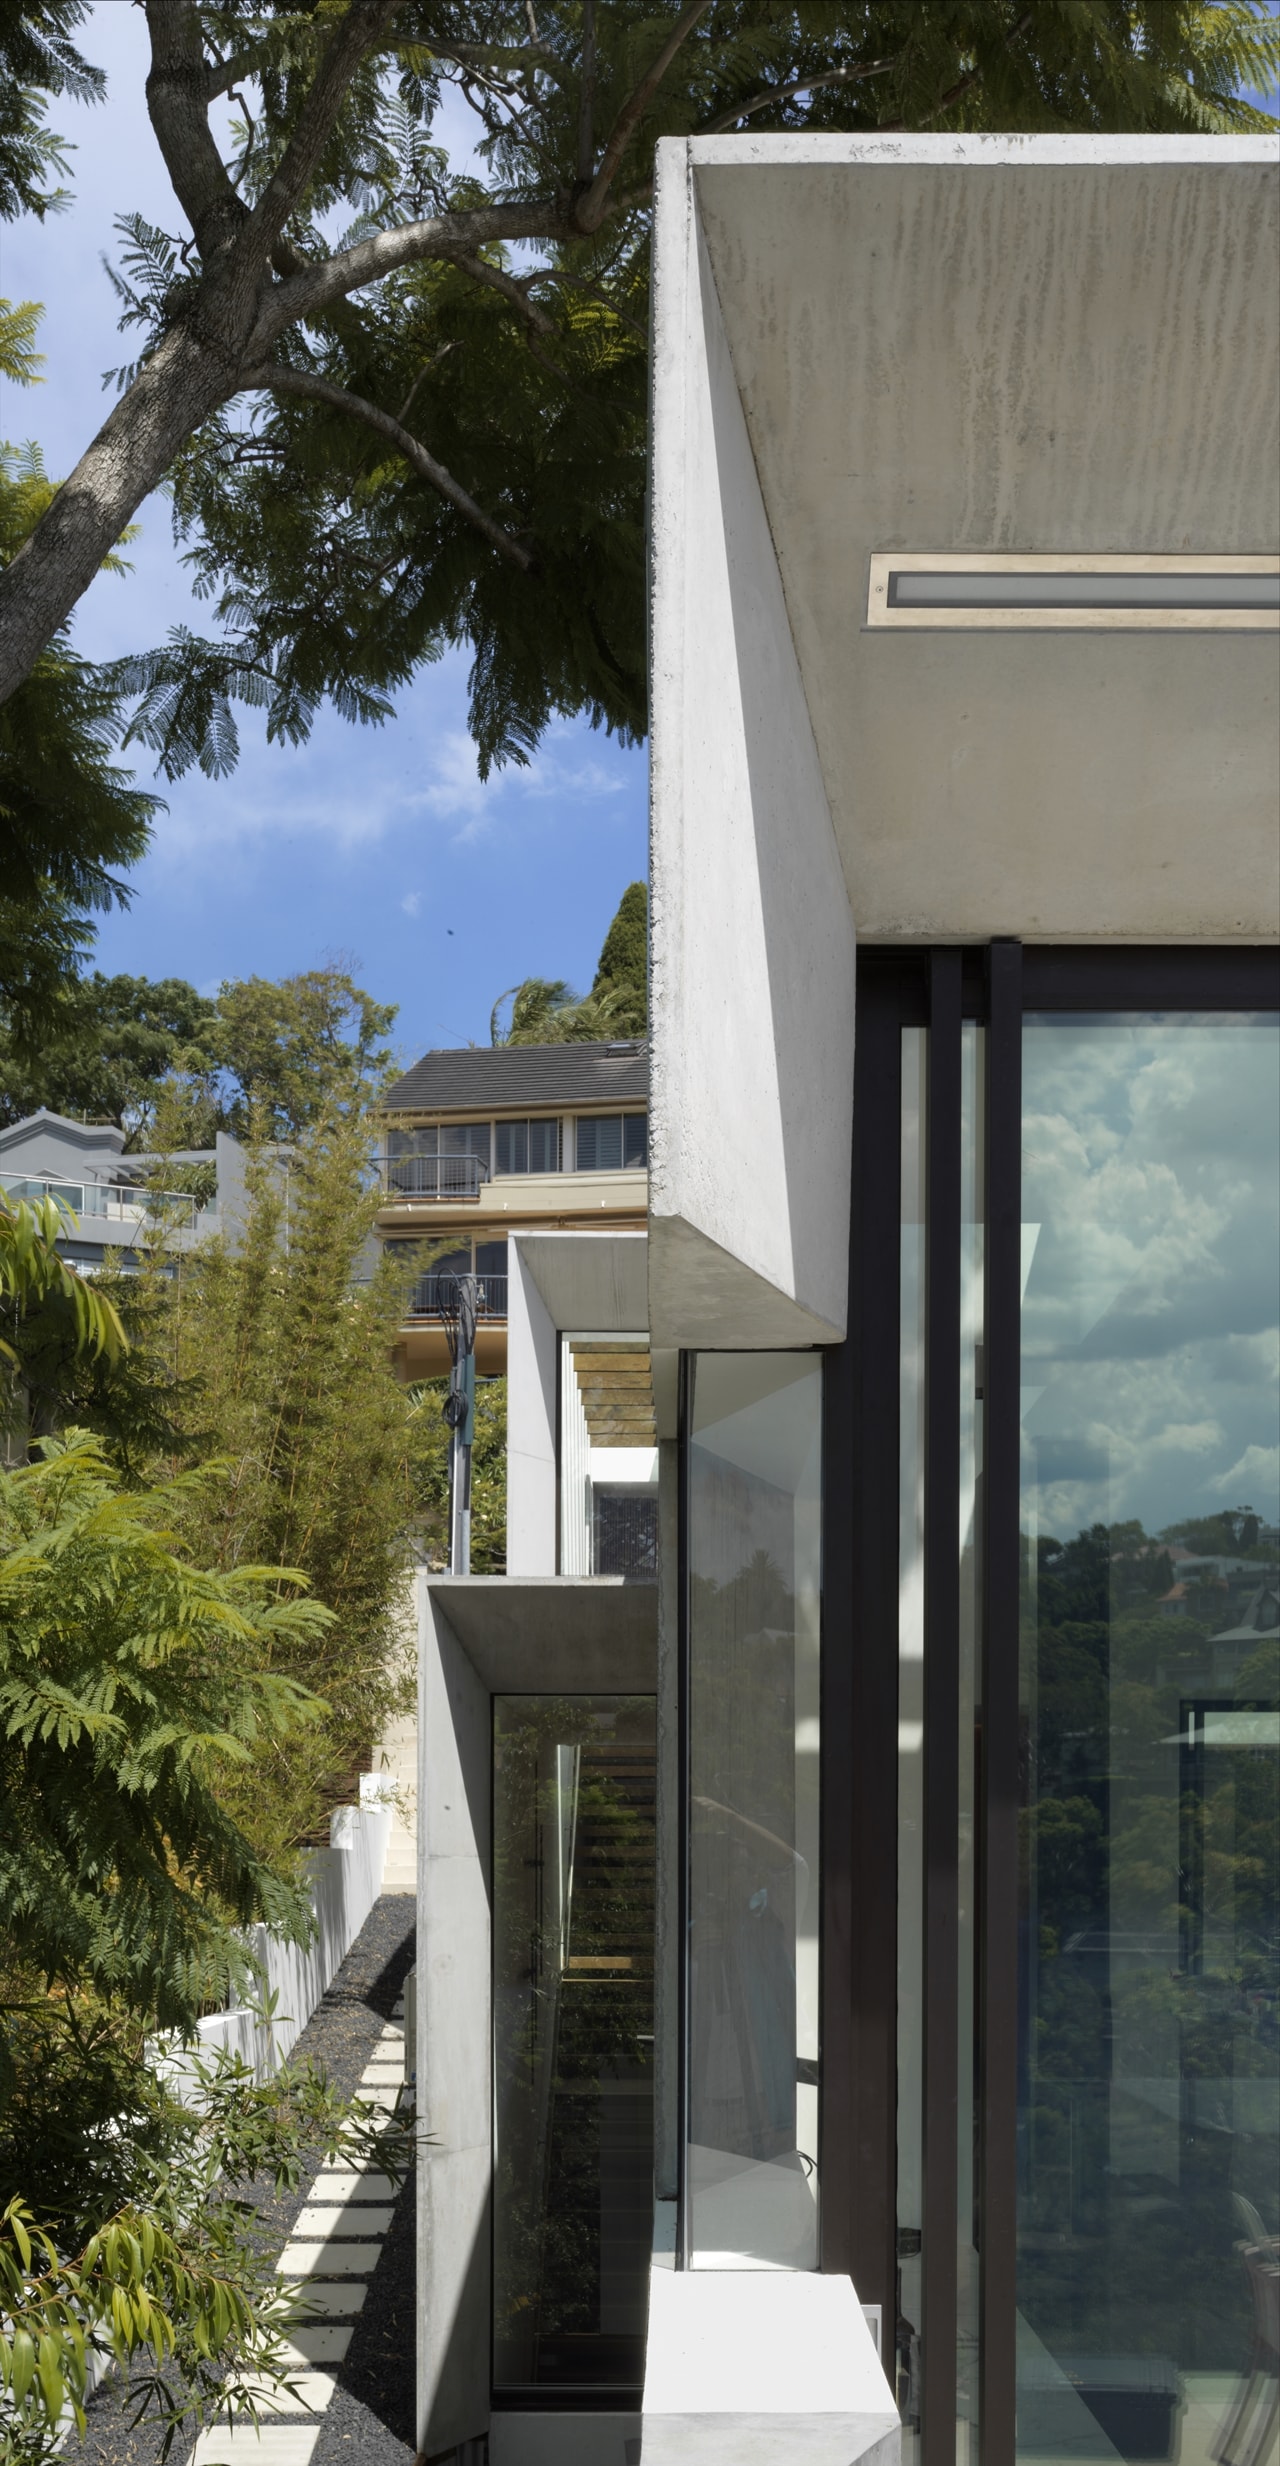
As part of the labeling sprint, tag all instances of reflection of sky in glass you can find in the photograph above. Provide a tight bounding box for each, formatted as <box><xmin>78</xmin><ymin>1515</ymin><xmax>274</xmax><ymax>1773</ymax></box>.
<box><xmin>1021</xmin><ymin>1016</ymin><xmax>1280</xmax><ymax>1534</ymax></box>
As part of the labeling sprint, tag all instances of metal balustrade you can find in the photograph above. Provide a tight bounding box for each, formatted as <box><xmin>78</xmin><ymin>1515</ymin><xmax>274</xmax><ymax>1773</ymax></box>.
<box><xmin>375</xmin><ymin>1153</ymin><xmax>489</xmax><ymax>1201</ymax></box>
<box><xmin>1</xmin><ymin>1171</ymin><xmax>206</xmax><ymax>1233</ymax></box>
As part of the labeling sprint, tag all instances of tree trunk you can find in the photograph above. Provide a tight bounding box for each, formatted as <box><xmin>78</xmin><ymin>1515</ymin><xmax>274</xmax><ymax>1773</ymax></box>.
<box><xmin>0</xmin><ymin>316</ymin><xmax>238</xmax><ymax>704</ymax></box>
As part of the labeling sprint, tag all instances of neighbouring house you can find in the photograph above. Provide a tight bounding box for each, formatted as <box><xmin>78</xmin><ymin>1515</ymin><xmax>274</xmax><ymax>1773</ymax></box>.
<box><xmin>412</xmin><ymin>135</ymin><xmax>1280</xmax><ymax>2466</ymax></box>
<box><xmin>0</xmin><ymin>1108</ymin><xmax>245</xmax><ymax>1267</ymax></box>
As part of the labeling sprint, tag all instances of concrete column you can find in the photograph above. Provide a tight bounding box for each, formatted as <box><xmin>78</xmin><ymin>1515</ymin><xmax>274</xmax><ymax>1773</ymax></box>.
<box><xmin>506</xmin><ymin>1240</ymin><xmax>557</xmax><ymax>1574</ymax></box>
<box><xmin>415</xmin><ymin>1579</ymin><xmax>492</xmax><ymax>2458</ymax></box>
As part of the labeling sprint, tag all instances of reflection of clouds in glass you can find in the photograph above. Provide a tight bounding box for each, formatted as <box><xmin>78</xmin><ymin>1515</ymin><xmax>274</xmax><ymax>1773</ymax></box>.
<box><xmin>1022</xmin><ymin>1019</ymin><xmax>1280</xmax><ymax>1531</ymax></box>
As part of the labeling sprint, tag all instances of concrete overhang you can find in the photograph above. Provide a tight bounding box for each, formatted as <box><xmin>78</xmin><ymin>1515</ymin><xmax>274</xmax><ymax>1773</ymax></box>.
<box><xmin>422</xmin><ymin>1573</ymin><xmax>657</xmax><ymax>1690</ymax></box>
<box><xmin>648</xmin><ymin>135</ymin><xmax>1279</xmax><ymax>1356</ymax></box>
<box><xmin>689</xmin><ymin>135</ymin><xmax>1279</xmax><ymax>946</ymax></box>
<box><xmin>514</xmin><ymin>1227</ymin><xmax>648</xmax><ymax>1331</ymax></box>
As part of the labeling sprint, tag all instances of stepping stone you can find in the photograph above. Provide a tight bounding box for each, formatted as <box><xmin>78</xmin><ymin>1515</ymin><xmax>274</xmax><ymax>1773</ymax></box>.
<box><xmin>290</xmin><ymin>2281</ymin><xmax>369</xmax><ymax>2318</ymax></box>
<box><xmin>305</xmin><ymin>2170</ymin><xmax>399</xmax><ymax>2203</ymax></box>
<box><xmin>293</xmin><ymin>2203</ymin><xmax>394</xmax><ymax>2238</ymax></box>
<box><xmin>280</xmin><ymin>2326</ymin><xmax>353</xmax><ymax>2365</ymax></box>
<box><xmin>189</xmin><ymin>2427</ymin><xmax>320</xmax><ymax>2462</ymax></box>
<box><xmin>276</xmin><ymin>2242</ymin><xmax>382</xmax><ymax>2276</ymax></box>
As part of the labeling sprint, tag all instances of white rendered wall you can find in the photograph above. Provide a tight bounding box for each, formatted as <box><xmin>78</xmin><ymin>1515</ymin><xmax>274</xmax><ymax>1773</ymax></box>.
<box><xmin>506</xmin><ymin>1240</ymin><xmax>557</xmax><ymax>1574</ymax></box>
<box><xmin>648</xmin><ymin>143</ymin><xmax>857</xmax><ymax>1352</ymax></box>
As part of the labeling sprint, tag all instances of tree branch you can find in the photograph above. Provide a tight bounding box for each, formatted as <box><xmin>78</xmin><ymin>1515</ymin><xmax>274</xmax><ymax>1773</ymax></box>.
<box><xmin>454</xmin><ymin>251</ymin><xmax>557</xmax><ymax>336</ymax></box>
<box><xmin>144</xmin><ymin>0</ymin><xmax>247</xmax><ymax>263</ymax></box>
<box><xmin>254</xmin><ymin>202</ymin><xmax>577</xmax><ymax>346</ymax></box>
<box><xmin>577</xmin><ymin>0</ymin><xmax>597</xmax><ymax>186</ymax></box>
<box><xmin>881</xmin><ymin>10</ymin><xmax>1034</xmax><ymax>130</ymax></box>
<box><xmin>242</xmin><ymin>364</ymin><xmax>533</xmax><ymax>571</ymax></box>
<box><xmin>240</xmin><ymin>0</ymin><xmax>403</xmax><ymax>272</ymax></box>
<box><xmin>701</xmin><ymin>55</ymin><xmax>898</xmax><ymax>136</ymax></box>
<box><xmin>575</xmin><ymin>0</ymin><xmax>713</xmax><ymax>232</ymax></box>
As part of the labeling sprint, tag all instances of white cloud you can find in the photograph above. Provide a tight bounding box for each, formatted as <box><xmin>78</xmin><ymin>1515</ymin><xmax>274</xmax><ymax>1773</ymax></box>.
<box><xmin>1208</xmin><ymin>1444</ymin><xmax>1280</xmax><ymax>1513</ymax></box>
<box><xmin>400</xmin><ymin>890</ymin><xmax>422</xmax><ymax>918</ymax></box>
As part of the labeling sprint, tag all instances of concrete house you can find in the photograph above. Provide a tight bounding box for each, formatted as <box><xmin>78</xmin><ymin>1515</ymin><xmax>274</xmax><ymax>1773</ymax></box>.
<box><xmin>413</xmin><ymin>136</ymin><xmax>1280</xmax><ymax>2466</ymax></box>
<box><xmin>0</xmin><ymin>1109</ymin><xmax>243</xmax><ymax>1266</ymax></box>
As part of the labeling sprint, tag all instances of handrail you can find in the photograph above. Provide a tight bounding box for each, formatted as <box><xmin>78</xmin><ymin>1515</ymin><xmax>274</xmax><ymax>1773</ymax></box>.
<box><xmin>375</xmin><ymin>1153</ymin><xmax>489</xmax><ymax>1200</ymax></box>
<box><xmin>406</xmin><ymin>1272</ymin><xmax>508</xmax><ymax>1320</ymax></box>
<box><xmin>0</xmin><ymin>1170</ymin><xmax>205</xmax><ymax>1233</ymax></box>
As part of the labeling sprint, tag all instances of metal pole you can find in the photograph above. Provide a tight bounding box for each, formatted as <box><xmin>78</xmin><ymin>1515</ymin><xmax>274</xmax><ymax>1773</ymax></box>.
<box><xmin>441</xmin><ymin>1274</ymin><xmax>478</xmax><ymax>1577</ymax></box>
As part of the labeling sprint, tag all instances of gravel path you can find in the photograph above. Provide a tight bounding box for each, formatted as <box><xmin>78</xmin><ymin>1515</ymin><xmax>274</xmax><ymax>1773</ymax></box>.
<box><xmin>67</xmin><ymin>1894</ymin><xmax>417</xmax><ymax>2466</ymax></box>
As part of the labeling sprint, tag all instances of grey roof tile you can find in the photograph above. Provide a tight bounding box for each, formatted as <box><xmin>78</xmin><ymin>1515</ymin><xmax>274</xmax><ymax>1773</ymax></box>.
<box><xmin>382</xmin><ymin>1042</ymin><xmax>648</xmax><ymax>1115</ymax></box>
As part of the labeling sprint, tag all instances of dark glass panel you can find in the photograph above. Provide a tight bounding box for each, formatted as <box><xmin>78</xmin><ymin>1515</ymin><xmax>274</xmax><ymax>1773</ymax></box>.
<box><xmin>492</xmin><ymin>1694</ymin><xmax>656</xmax><ymax>2396</ymax></box>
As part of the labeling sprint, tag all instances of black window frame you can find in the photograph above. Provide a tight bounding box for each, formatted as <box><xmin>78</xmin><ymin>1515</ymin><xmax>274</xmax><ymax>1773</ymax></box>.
<box><xmin>822</xmin><ymin>942</ymin><xmax>1280</xmax><ymax>2465</ymax></box>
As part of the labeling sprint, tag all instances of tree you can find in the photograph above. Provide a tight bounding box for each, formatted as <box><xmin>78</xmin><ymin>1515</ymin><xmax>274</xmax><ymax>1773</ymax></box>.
<box><xmin>164</xmin><ymin>1109</ymin><xmax>420</xmax><ymax>1856</ymax></box>
<box><xmin>0</xmin><ymin>970</ymin><xmax>219</xmax><ymax>1134</ymax></box>
<box><xmin>0</xmin><ymin>1</ymin><xmax>103</xmax><ymax>225</ymax></box>
<box><xmin>592</xmin><ymin>876</ymin><xmax>646</xmax><ymax>1033</ymax></box>
<box><xmin>0</xmin><ymin>3</ymin><xmax>1274</xmax><ymax>776</ymax></box>
<box><xmin>1</xmin><ymin>304</ymin><xmax>158</xmax><ymax>1046</ymax></box>
<box><xmin>210</xmin><ymin>965</ymin><xmax>398</xmax><ymax>1136</ymax></box>
<box><xmin>0</xmin><ymin>961</ymin><xmax>394</xmax><ymax>1142</ymax></box>
<box><xmin>491</xmin><ymin>876</ymin><xmax>647</xmax><ymax>1043</ymax></box>
<box><xmin>0</xmin><ymin>1191</ymin><xmax>125</xmax><ymax>1390</ymax></box>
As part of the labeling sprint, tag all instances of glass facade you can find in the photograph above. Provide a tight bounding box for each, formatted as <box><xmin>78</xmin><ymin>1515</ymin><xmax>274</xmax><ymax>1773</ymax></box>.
<box><xmin>686</xmin><ymin>1353</ymin><xmax>822</xmax><ymax>2268</ymax></box>
<box><xmin>492</xmin><ymin>1694</ymin><xmax>656</xmax><ymax>2396</ymax></box>
<box><xmin>1016</xmin><ymin>1017</ymin><xmax>1280</xmax><ymax>2464</ymax></box>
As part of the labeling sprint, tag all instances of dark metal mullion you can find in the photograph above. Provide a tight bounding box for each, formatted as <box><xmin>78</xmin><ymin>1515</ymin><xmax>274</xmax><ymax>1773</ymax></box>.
<box><xmin>979</xmin><ymin>939</ymin><xmax>1024</xmax><ymax>2460</ymax></box>
<box><xmin>822</xmin><ymin>968</ymin><xmax>902</xmax><ymax>2321</ymax></box>
<box><xmin>676</xmin><ymin>1347</ymin><xmax>692</xmax><ymax>2268</ymax></box>
<box><xmin>921</xmin><ymin>948</ymin><xmax>962</xmax><ymax>2465</ymax></box>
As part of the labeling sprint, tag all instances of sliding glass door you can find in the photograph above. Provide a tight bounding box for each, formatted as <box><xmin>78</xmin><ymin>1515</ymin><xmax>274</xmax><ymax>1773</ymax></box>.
<box><xmin>829</xmin><ymin>949</ymin><xmax>1280</xmax><ymax>2466</ymax></box>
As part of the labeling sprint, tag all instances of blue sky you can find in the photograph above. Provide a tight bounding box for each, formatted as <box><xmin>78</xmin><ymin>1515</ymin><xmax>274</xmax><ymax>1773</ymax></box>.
<box><xmin>0</xmin><ymin>3</ymin><xmax>648</xmax><ymax>1063</ymax></box>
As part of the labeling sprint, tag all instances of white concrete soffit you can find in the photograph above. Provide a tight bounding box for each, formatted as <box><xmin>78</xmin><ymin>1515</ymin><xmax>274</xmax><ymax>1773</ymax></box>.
<box><xmin>686</xmin><ymin>133</ymin><xmax>1279</xmax><ymax>948</ymax></box>
<box><xmin>648</xmin><ymin>142</ymin><xmax>856</xmax><ymax>1354</ymax></box>
<box><xmin>513</xmin><ymin>1229</ymin><xmax>648</xmax><ymax>1331</ymax></box>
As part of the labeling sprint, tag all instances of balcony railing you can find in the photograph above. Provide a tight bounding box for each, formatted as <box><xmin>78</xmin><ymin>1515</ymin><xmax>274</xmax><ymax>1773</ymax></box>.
<box><xmin>376</xmin><ymin>1153</ymin><xmax>489</xmax><ymax>1202</ymax></box>
<box><xmin>1</xmin><ymin>1171</ymin><xmax>206</xmax><ymax>1234</ymax></box>
<box><xmin>406</xmin><ymin>1271</ymin><xmax>508</xmax><ymax>1321</ymax></box>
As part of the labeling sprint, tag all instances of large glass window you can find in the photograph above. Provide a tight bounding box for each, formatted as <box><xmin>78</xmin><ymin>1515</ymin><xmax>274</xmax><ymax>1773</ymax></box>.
<box><xmin>1016</xmin><ymin>1015</ymin><xmax>1280</xmax><ymax>2464</ymax></box>
<box><xmin>575</xmin><ymin>1114</ymin><xmax>648</xmax><ymax>1172</ymax></box>
<box><xmin>495</xmin><ymin>1116</ymin><xmax>561</xmax><ymax>1175</ymax></box>
<box><xmin>492</xmin><ymin>1694</ymin><xmax>656</xmax><ymax>2397</ymax></box>
<box><xmin>686</xmin><ymin>1353</ymin><xmax>822</xmax><ymax>2268</ymax></box>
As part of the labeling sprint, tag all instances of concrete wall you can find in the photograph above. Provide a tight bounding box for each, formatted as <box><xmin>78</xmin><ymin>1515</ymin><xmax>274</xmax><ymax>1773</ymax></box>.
<box><xmin>648</xmin><ymin>145</ymin><xmax>857</xmax><ymax>1354</ymax></box>
<box><xmin>415</xmin><ymin>1576</ymin><xmax>659</xmax><ymax>2459</ymax></box>
<box><xmin>506</xmin><ymin>1241</ymin><xmax>557</xmax><ymax>1574</ymax></box>
<box><xmin>152</xmin><ymin>1797</ymin><xmax>392</xmax><ymax>2101</ymax></box>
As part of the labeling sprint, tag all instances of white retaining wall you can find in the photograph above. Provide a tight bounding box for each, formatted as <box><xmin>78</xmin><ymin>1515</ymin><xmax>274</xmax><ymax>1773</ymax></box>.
<box><xmin>156</xmin><ymin>1794</ymin><xmax>393</xmax><ymax>2099</ymax></box>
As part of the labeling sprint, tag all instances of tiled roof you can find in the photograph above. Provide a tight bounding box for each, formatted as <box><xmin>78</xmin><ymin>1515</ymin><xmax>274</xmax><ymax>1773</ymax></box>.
<box><xmin>382</xmin><ymin>1041</ymin><xmax>648</xmax><ymax>1116</ymax></box>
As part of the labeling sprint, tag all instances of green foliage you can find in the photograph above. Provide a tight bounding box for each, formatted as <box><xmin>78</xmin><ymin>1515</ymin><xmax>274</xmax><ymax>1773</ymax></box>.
<box><xmin>1</xmin><ymin>1255</ymin><xmax>200</xmax><ymax>1473</ymax></box>
<box><xmin>491</xmin><ymin>878</ymin><xmax>648</xmax><ymax>1044</ymax></box>
<box><xmin>0</xmin><ymin>408</ymin><xmax>157</xmax><ymax>1048</ymax></box>
<box><xmin>0</xmin><ymin>1433</ymin><xmax>328</xmax><ymax>2031</ymax></box>
<box><xmin>209</xmin><ymin>967</ymin><xmax>398</xmax><ymax>1138</ymax></box>
<box><xmin>0</xmin><ymin>2008</ymin><xmax>412</xmax><ymax>2462</ymax></box>
<box><xmin>165</xmin><ymin>1111</ymin><xmax>419</xmax><ymax>1855</ymax></box>
<box><xmin>591</xmin><ymin>878</ymin><xmax>647</xmax><ymax>1033</ymax></box>
<box><xmin>407</xmin><ymin>1375</ymin><xmax>507</xmax><ymax>1572</ymax></box>
<box><xmin>0</xmin><ymin>1191</ymin><xmax>125</xmax><ymax>1374</ymax></box>
<box><xmin>0</xmin><ymin>3</ymin><xmax>102</xmax><ymax>224</ymax></box>
<box><xmin>10</xmin><ymin>4</ymin><xmax>1276</xmax><ymax>771</ymax></box>
<box><xmin>0</xmin><ymin>971</ymin><xmax>219</xmax><ymax>1135</ymax></box>
<box><xmin>0</xmin><ymin>961</ymin><xmax>396</xmax><ymax>1143</ymax></box>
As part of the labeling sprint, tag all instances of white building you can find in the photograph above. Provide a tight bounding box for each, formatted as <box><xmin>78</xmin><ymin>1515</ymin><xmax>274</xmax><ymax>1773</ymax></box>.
<box><xmin>414</xmin><ymin>135</ymin><xmax>1280</xmax><ymax>2466</ymax></box>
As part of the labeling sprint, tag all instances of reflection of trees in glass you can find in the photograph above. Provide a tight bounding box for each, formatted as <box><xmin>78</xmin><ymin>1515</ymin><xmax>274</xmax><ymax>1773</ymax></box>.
<box><xmin>1021</xmin><ymin>1512</ymin><xmax>1279</xmax><ymax>2369</ymax></box>
<box><xmin>492</xmin><ymin>1697</ymin><xmax>654</xmax><ymax>2390</ymax></box>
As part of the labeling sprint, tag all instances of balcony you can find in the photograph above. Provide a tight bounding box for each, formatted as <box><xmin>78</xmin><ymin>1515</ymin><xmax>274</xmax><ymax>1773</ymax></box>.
<box><xmin>1</xmin><ymin>1171</ymin><xmax>208</xmax><ymax>1235</ymax></box>
<box><xmin>376</xmin><ymin>1153</ymin><xmax>489</xmax><ymax>1203</ymax></box>
<box><xmin>405</xmin><ymin>1271</ymin><xmax>508</xmax><ymax>1321</ymax></box>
